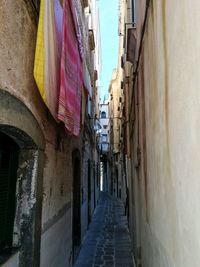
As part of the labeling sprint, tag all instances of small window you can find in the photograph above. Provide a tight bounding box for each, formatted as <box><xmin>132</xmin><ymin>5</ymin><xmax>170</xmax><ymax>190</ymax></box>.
<box><xmin>101</xmin><ymin>111</ymin><xmax>106</xmax><ymax>119</ymax></box>
<box><xmin>132</xmin><ymin>0</ymin><xmax>136</xmax><ymax>23</ymax></box>
<box><xmin>102</xmin><ymin>134</ymin><xmax>107</xmax><ymax>142</ymax></box>
<box><xmin>103</xmin><ymin>125</ymin><xmax>107</xmax><ymax>129</ymax></box>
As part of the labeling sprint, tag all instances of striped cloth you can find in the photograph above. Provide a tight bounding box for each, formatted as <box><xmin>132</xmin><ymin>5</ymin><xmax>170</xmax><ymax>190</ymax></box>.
<box><xmin>58</xmin><ymin>0</ymin><xmax>83</xmax><ymax>136</ymax></box>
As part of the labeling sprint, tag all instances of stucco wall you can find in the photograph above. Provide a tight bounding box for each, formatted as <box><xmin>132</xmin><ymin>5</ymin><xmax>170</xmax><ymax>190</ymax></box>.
<box><xmin>0</xmin><ymin>1</ymin><xmax>91</xmax><ymax>266</ymax></box>
<box><xmin>130</xmin><ymin>1</ymin><xmax>200</xmax><ymax>267</ymax></box>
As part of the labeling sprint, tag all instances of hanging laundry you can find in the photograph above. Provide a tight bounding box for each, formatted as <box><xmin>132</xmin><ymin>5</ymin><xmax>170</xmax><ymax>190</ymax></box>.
<box><xmin>58</xmin><ymin>0</ymin><xmax>83</xmax><ymax>136</ymax></box>
<box><xmin>34</xmin><ymin>0</ymin><xmax>45</xmax><ymax>100</ymax></box>
<box><xmin>34</xmin><ymin>0</ymin><xmax>63</xmax><ymax>120</ymax></box>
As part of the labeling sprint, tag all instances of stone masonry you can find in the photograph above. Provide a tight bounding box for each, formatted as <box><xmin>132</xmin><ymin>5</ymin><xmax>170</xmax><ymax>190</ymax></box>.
<box><xmin>74</xmin><ymin>192</ymin><xmax>134</xmax><ymax>267</ymax></box>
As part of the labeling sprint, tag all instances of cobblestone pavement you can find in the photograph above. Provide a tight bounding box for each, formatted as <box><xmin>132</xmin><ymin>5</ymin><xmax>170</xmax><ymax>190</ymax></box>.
<box><xmin>74</xmin><ymin>192</ymin><xmax>134</xmax><ymax>267</ymax></box>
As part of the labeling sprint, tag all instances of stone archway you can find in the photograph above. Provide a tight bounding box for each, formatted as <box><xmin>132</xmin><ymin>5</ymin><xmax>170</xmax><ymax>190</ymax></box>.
<box><xmin>0</xmin><ymin>90</ymin><xmax>45</xmax><ymax>267</ymax></box>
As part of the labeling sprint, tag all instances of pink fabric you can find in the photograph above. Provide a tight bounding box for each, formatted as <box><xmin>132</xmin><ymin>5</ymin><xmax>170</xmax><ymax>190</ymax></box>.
<box><xmin>58</xmin><ymin>0</ymin><xmax>83</xmax><ymax>136</ymax></box>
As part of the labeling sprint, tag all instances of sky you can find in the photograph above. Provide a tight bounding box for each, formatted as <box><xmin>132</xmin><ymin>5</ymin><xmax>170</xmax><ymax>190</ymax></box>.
<box><xmin>97</xmin><ymin>0</ymin><xmax>119</xmax><ymax>101</ymax></box>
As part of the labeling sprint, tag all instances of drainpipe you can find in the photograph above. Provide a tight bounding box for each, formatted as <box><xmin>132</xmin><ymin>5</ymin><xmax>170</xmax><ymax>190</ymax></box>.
<box><xmin>129</xmin><ymin>0</ymin><xmax>151</xmax><ymax>121</ymax></box>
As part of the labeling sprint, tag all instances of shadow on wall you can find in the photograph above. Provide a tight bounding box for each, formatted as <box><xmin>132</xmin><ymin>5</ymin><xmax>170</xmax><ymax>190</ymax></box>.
<box><xmin>0</xmin><ymin>89</ymin><xmax>45</xmax><ymax>267</ymax></box>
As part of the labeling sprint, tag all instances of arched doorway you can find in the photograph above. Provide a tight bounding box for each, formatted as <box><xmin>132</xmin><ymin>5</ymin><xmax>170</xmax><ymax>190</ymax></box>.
<box><xmin>0</xmin><ymin>90</ymin><xmax>45</xmax><ymax>266</ymax></box>
<box><xmin>0</xmin><ymin>132</ymin><xmax>19</xmax><ymax>255</ymax></box>
<box><xmin>72</xmin><ymin>150</ymin><xmax>81</xmax><ymax>263</ymax></box>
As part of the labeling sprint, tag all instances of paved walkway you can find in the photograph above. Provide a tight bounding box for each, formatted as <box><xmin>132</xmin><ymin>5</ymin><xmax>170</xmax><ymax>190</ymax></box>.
<box><xmin>74</xmin><ymin>192</ymin><xmax>134</xmax><ymax>267</ymax></box>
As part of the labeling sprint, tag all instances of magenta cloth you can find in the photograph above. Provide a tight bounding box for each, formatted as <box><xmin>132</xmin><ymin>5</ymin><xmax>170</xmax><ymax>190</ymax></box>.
<box><xmin>58</xmin><ymin>0</ymin><xmax>83</xmax><ymax>136</ymax></box>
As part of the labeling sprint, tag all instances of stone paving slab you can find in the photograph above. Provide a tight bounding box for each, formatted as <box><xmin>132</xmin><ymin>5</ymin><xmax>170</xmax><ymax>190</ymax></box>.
<box><xmin>74</xmin><ymin>192</ymin><xmax>134</xmax><ymax>267</ymax></box>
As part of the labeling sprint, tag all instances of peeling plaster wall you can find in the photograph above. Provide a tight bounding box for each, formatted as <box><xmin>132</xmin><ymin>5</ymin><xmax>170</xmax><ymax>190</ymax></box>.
<box><xmin>0</xmin><ymin>0</ymin><xmax>82</xmax><ymax>266</ymax></box>
<box><xmin>0</xmin><ymin>1</ymin><xmax>99</xmax><ymax>266</ymax></box>
<box><xmin>127</xmin><ymin>0</ymin><xmax>200</xmax><ymax>267</ymax></box>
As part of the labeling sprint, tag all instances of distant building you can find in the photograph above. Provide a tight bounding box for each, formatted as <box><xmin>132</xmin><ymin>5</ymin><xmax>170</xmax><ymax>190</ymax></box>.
<box><xmin>99</xmin><ymin>99</ymin><xmax>109</xmax><ymax>154</ymax></box>
<box><xmin>114</xmin><ymin>0</ymin><xmax>200</xmax><ymax>267</ymax></box>
<box><xmin>99</xmin><ymin>98</ymin><xmax>110</xmax><ymax>191</ymax></box>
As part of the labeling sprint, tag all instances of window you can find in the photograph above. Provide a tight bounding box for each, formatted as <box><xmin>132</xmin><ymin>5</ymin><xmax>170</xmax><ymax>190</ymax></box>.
<box><xmin>0</xmin><ymin>133</ymin><xmax>19</xmax><ymax>254</ymax></box>
<box><xmin>103</xmin><ymin>125</ymin><xmax>107</xmax><ymax>129</ymax></box>
<box><xmin>102</xmin><ymin>134</ymin><xmax>107</xmax><ymax>142</ymax></box>
<box><xmin>101</xmin><ymin>111</ymin><xmax>106</xmax><ymax>119</ymax></box>
<box><xmin>132</xmin><ymin>0</ymin><xmax>136</xmax><ymax>23</ymax></box>
<box><xmin>88</xmin><ymin>95</ymin><xmax>92</xmax><ymax>116</ymax></box>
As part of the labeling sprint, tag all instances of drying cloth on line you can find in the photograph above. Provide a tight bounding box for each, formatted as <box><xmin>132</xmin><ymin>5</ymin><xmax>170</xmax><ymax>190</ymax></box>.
<box><xmin>34</xmin><ymin>0</ymin><xmax>63</xmax><ymax>120</ymax></box>
<box><xmin>58</xmin><ymin>0</ymin><xmax>83</xmax><ymax>136</ymax></box>
<box><xmin>34</xmin><ymin>0</ymin><xmax>45</xmax><ymax>100</ymax></box>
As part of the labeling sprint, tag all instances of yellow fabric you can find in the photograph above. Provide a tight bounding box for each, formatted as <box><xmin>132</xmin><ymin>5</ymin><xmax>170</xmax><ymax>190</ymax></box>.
<box><xmin>34</xmin><ymin>0</ymin><xmax>45</xmax><ymax>101</ymax></box>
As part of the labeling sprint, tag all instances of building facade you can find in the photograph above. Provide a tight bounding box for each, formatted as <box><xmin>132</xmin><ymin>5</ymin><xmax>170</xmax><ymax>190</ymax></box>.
<box><xmin>108</xmin><ymin>6</ymin><xmax>127</xmax><ymax>203</ymax></box>
<box><xmin>116</xmin><ymin>0</ymin><xmax>200</xmax><ymax>267</ymax></box>
<box><xmin>0</xmin><ymin>0</ymin><xmax>101</xmax><ymax>266</ymax></box>
<box><xmin>99</xmin><ymin>98</ymin><xmax>110</xmax><ymax>191</ymax></box>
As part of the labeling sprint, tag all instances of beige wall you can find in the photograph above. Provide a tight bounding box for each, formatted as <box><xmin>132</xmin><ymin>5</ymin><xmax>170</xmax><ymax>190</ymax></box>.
<box><xmin>124</xmin><ymin>0</ymin><xmax>200</xmax><ymax>267</ymax></box>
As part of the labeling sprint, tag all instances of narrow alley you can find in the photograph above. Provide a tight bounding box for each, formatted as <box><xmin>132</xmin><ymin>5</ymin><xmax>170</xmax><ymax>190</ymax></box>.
<box><xmin>74</xmin><ymin>192</ymin><xmax>133</xmax><ymax>267</ymax></box>
<box><xmin>1</xmin><ymin>0</ymin><xmax>200</xmax><ymax>267</ymax></box>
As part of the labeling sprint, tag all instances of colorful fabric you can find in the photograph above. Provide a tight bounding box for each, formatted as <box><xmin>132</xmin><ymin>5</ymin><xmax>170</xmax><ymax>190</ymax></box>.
<box><xmin>54</xmin><ymin>0</ymin><xmax>63</xmax><ymax>47</ymax></box>
<box><xmin>34</xmin><ymin>0</ymin><xmax>45</xmax><ymax>100</ymax></box>
<box><xmin>44</xmin><ymin>0</ymin><xmax>62</xmax><ymax>119</ymax></box>
<box><xmin>58</xmin><ymin>0</ymin><xmax>83</xmax><ymax>136</ymax></box>
<box><xmin>34</xmin><ymin>0</ymin><xmax>63</xmax><ymax>120</ymax></box>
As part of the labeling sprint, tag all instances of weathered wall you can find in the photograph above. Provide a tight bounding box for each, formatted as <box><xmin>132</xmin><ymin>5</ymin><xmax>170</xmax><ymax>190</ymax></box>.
<box><xmin>127</xmin><ymin>0</ymin><xmax>200</xmax><ymax>267</ymax></box>
<box><xmin>0</xmin><ymin>1</ymin><xmax>87</xmax><ymax>266</ymax></box>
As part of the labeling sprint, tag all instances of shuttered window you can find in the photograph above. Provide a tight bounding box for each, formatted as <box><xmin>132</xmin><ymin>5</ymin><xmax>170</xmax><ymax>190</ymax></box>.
<box><xmin>0</xmin><ymin>133</ymin><xmax>19</xmax><ymax>253</ymax></box>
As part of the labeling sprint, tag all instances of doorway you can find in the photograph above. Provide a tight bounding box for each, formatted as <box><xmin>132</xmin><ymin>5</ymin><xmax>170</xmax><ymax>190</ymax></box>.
<box><xmin>0</xmin><ymin>132</ymin><xmax>19</xmax><ymax>256</ymax></box>
<box><xmin>72</xmin><ymin>151</ymin><xmax>81</xmax><ymax>263</ymax></box>
<box><xmin>87</xmin><ymin>160</ymin><xmax>91</xmax><ymax>225</ymax></box>
<box><xmin>116</xmin><ymin>167</ymin><xmax>119</xmax><ymax>198</ymax></box>
<box><xmin>93</xmin><ymin>163</ymin><xmax>96</xmax><ymax>209</ymax></box>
